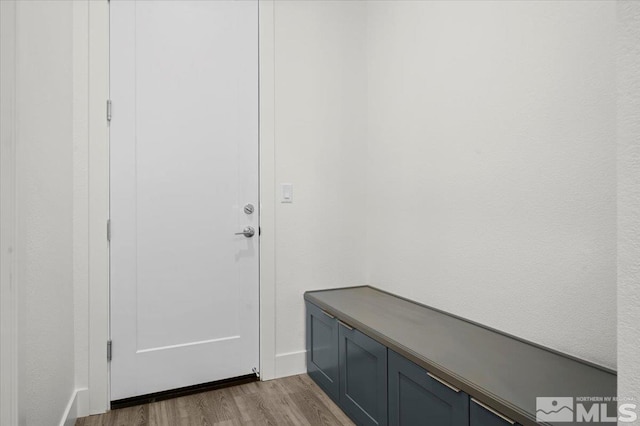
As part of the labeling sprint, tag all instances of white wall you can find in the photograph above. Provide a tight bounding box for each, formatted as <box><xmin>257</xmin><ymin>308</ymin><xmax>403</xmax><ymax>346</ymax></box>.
<box><xmin>273</xmin><ymin>0</ymin><xmax>368</xmax><ymax>376</ymax></box>
<box><xmin>365</xmin><ymin>1</ymin><xmax>617</xmax><ymax>369</ymax></box>
<box><xmin>13</xmin><ymin>1</ymin><xmax>77</xmax><ymax>424</ymax></box>
<box><xmin>1</xmin><ymin>1</ymin><xmax>18</xmax><ymax>424</ymax></box>
<box><xmin>0</xmin><ymin>0</ymin><xmax>628</xmax><ymax>420</ymax></box>
<box><xmin>64</xmin><ymin>0</ymin><xmax>371</xmax><ymax>403</ymax></box>
<box><xmin>617</xmin><ymin>0</ymin><xmax>640</xmax><ymax>403</ymax></box>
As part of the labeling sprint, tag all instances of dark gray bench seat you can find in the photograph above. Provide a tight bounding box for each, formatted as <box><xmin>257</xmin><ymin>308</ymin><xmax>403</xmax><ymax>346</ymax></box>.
<box><xmin>304</xmin><ymin>286</ymin><xmax>616</xmax><ymax>426</ymax></box>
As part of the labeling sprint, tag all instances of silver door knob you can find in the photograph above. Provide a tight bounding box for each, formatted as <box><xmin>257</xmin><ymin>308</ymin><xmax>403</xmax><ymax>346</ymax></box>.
<box><xmin>235</xmin><ymin>226</ymin><xmax>255</xmax><ymax>238</ymax></box>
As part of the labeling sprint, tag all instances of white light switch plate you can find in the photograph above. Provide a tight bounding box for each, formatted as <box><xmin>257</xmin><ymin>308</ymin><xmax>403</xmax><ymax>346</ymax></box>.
<box><xmin>281</xmin><ymin>183</ymin><xmax>293</xmax><ymax>203</ymax></box>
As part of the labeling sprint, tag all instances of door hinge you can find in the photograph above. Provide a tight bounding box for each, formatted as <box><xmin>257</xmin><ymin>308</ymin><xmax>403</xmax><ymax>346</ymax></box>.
<box><xmin>107</xmin><ymin>100</ymin><xmax>112</xmax><ymax>123</ymax></box>
<box><xmin>252</xmin><ymin>367</ymin><xmax>260</xmax><ymax>378</ymax></box>
<box><xmin>107</xmin><ymin>219</ymin><xmax>111</xmax><ymax>242</ymax></box>
<box><xmin>107</xmin><ymin>340</ymin><xmax>112</xmax><ymax>362</ymax></box>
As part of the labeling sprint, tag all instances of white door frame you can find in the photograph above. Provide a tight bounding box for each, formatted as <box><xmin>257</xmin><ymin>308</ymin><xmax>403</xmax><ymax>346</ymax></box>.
<box><xmin>86</xmin><ymin>0</ymin><xmax>276</xmax><ymax>414</ymax></box>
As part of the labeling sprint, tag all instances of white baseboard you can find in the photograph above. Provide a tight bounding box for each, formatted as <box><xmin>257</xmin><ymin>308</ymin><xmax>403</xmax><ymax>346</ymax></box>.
<box><xmin>274</xmin><ymin>350</ymin><xmax>307</xmax><ymax>379</ymax></box>
<box><xmin>60</xmin><ymin>388</ymin><xmax>89</xmax><ymax>426</ymax></box>
<box><xmin>75</xmin><ymin>388</ymin><xmax>90</xmax><ymax>419</ymax></box>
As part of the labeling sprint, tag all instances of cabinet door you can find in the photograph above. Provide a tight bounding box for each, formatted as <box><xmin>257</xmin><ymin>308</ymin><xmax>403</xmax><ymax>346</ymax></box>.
<box><xmin>339</xmin><ymin>322</ymin><xmax>388</xmax><ymax>426</ymax></box>
<box><xmin>388</xmin><ymin>350</ymin><xmax>469</xmax><ymax>426</ymax></box>
<box><xmin>306</xmin><ymin>302</ymin><xmax>340</xmax><ymax>402</ymax></box>
<box><xmin>470</xmin><ymin>398</ymin><xmax>518</xmax><ymax>426</ymax></box>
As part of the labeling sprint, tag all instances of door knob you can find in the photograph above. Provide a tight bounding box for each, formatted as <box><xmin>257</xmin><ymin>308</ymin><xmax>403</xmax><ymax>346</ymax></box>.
<box><xmin>234</xmin><ymin>226</ymin><xmax>255</xmax><ymax>238</ymax></box>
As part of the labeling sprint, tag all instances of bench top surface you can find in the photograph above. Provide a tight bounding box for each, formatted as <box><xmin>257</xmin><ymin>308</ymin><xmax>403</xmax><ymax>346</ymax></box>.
<box><xmin>304</xmin><ymin>286</ymin><xmax>616</xmax><ymax>426</ymax></box>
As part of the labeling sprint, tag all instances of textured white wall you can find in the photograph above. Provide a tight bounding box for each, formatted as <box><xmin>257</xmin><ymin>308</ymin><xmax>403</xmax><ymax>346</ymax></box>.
<box><xmin>617</xmin><ymin>0</ymin><xmax>640</xmax><ymax>403</ymax></box>
<box><xmin>365</xmin><ymin>1</ymin><xmax>617</xmax><ymax>369</ymax></box>
<box><xmin>273</xmin><ymin>0</ymin><xmax>368</xmax><ymax>376</ymax></box>
<box><xmin>2</xmin><ymin>0</ymin><xmax>626</xmax><ymax>414</ymax></box>
<box><xmin>0</xmin><ymin>1</ymin><xmax>18</xmax><ymax>424</ymax></box>
<box><xmin>14</xmin><ymin>1</ymin><xmax>77</xmax><ymax>424</ymax></box>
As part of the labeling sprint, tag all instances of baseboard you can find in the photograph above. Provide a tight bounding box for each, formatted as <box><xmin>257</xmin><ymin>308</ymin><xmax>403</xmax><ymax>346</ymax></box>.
<box><xmin>275</xmin><ymin>350</ymin><xmax>307</xmax><ymax>378</ymax></box>
<box><xmin>75</xmin><ymin>388</ymin><xmax>90</xmax><ymax>419</ymax></box>
<box><xmin>60</xmin><ymin>388</ymin><xmax>89</xmax><ymax>426</ymax></box>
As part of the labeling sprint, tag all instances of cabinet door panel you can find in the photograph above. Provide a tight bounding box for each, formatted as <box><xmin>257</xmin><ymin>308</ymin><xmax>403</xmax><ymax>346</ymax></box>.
<box><xmin>470</xmin><ymin>398</ymin><xmax>518</xmax><ymax>426</ymax></box>
<box><xmin>339</xmin><ymin>323</ymin><xmax>388</xmax><ymax>426</ymax></box>
<box><xmin>389</xmin><ymin>350</ymin><xmax>469</xmax><ymax>426</ymax></box>
<box><xmin>306</xmin><ymin>302</ymin><xmax>339</xmax><ymax>402</ymax></box>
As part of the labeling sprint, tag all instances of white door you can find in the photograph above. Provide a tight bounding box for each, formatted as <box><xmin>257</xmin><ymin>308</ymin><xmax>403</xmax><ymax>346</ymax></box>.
<box><xmin>109</xmin><ymin>0</ymin><xmax>259</xmax><ymax>400</ymax></box>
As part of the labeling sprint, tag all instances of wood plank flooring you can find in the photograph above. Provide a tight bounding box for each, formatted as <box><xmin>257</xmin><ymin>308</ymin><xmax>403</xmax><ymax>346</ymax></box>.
<box><xmin>76</xmin><ymin>374</ymin><xmax>355</xmax><ymax>426</ymax></box>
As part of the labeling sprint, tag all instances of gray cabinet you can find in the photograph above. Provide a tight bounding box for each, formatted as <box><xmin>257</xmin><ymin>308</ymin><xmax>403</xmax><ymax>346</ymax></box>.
<box><xmin>306</xmin><ymin>287</ymin><xmax>615</xmax><ymax>426</ymax></box>
<box><xmin>388</xmin><ymin>350</ymin><xmax>469</xmax><ymax>426</ymax></box>
<box><xmin>470</xmin><ymin>398</ymin><xmax>517</xmax><ymax>426</ymax></box>
<box><xmin>306</xmin><ymin>301</ymin><xmax>340</xmax><ymax>402</ymax></box>
<box><xmin>339</xmin><ymin>322</ymin><xmax>388</xmax><ymax>426</ymax></box>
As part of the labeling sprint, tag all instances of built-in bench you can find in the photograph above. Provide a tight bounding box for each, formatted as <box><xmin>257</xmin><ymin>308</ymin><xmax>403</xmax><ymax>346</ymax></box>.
<box><xmin>304</xmin><ymin>286</ymin><xmax>616</xmax><ymax>426</ymax></box>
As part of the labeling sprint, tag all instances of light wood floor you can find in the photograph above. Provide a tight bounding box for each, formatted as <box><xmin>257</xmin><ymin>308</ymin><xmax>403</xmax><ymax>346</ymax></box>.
<box><xmin>76</xmin><ymin>374</ymin><xmax>355</xmax><ymax>426</ymax></box>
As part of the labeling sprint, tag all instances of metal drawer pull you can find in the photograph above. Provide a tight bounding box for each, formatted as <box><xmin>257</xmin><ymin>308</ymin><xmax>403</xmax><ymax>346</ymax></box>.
<box><xmin>321</xmin><ymin>310</ymin><xmax>335</xmax><ymax>319</ymax></box>
<box><xmin>337</xmin><ymin>320</ymin><xmax>354</xmax><ymax>331</ymax></box>
<box><xmin>471</xmin><ymin>398</ymin><xmax>515</xmax><ymax>424</ymax></box>
<box><xmin>427</xmin><ymin>372</ymin><xmax>460</xmax><ymax>393</ymax></box>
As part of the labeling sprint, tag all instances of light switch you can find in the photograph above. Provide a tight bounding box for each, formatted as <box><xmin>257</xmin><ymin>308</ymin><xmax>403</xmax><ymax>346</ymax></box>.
<box><xmin>281</xmin><ymin>183</ymin><xmax>293</xmax><ymax>203</ymax></box>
